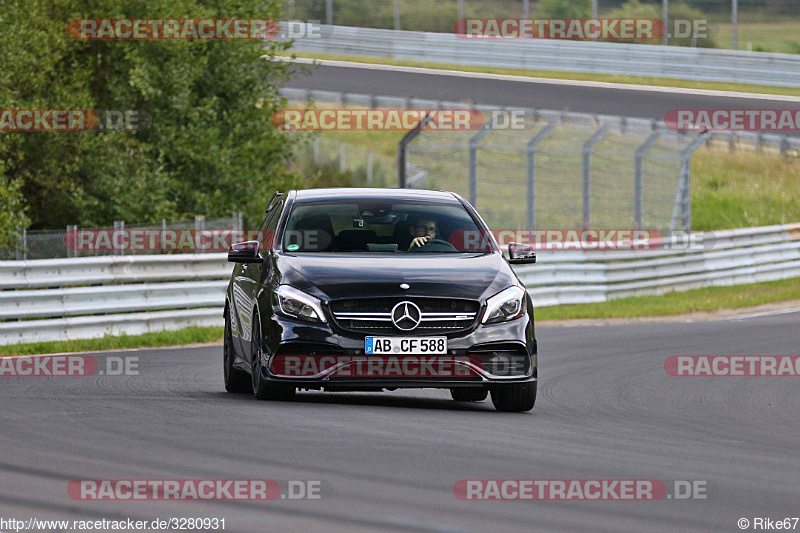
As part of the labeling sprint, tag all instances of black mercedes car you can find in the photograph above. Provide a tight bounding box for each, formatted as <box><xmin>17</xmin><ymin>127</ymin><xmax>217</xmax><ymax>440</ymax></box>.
<box><xmin>223</xmin><ymin>188</ymin><xmax>538</xmax><ymax>411</ymax></box>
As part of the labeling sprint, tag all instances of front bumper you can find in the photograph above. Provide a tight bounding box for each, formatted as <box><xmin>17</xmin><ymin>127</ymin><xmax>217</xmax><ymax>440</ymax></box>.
<box><xmin>258</xmin><ymin>312</ymin><xmax>537</xmax><ymax>389</ymax></box>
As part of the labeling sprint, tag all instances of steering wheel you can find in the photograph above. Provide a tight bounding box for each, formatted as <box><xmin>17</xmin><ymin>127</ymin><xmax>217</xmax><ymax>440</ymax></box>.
<box><xmin>409</xmin><ymin>238</ymin><xmax>458</xmax><ymax>252</ymax></box>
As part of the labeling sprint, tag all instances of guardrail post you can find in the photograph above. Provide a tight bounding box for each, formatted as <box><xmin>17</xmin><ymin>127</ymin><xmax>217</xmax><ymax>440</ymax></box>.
<box><xmin>397</xmin><ymin>113</ymin><xmax>433</xmax><ymax>188</ymax></box>
<box><xmin>634</xmin><ymin>131</ymin><xmax>662</xmax><ymax>230</ymax></box>
<box><xmin>468</xmin><ymin>117</ymin><xmax>497</xmax><ymax>208</ymax></box>
<box><xmin>338</xmin><ymin>142</ymin><xmax>346</xmax><ymax>173</ymax></box>
<box><xmin>366</xmin><ymin>150</ymin><xmax>373</xmax><ymax>184</ymax></box>
<box><xmin>313</xmin><ymin>135</ymin><xmax>320</xmax><ymax>164</ymax></box>
<box><xmin>582</xmin><ymin>124</ymin><xmax>610</xmax><ymax>230</ymax></box>
<box><xmin>780</xmin><ymin>135</ymin><xmax>789</xmax><ymax>154</ymax></box>
<box><xmin>526</xmin><ymin>121</ymin><xmax>557</xmax><ymax>230</ymax></box>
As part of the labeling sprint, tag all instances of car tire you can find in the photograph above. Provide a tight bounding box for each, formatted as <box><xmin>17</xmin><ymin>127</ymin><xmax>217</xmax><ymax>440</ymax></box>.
<box><xmin>490</xmin><ymin>382</ymin><xmax>537</xmax><ymax>412</ymax></box>
<box><xmin>251</xmin><ymin>313</ymin><xmax>295</xmax><ymax>401</ymax></box>
<box><xmin>224</xmin><ymin>309</ymin><xmax>252</xmax><ymax>393</ymax></box>
<box><xmin>450</xmin><ymin>388</ymin><xmax>488</xmax><ymax>402</ymax></box>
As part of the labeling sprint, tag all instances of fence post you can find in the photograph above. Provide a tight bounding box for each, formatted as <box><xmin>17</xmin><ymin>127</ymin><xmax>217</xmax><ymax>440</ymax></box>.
<box><xmin>469</xmin><ymin>117</ymin><xmax>497</xmax><ymax>208</ymax></box>
<box><xmin>16</xmin><ymin>227</ymin><xmax>25</xmax><ymax>260</ymax></box>
<box><xmin>670</xmin><ymin>133</ymin><xmax>708</xmax><ymax>234</ymax></box>
<box><xmin>113</xmin><ymin>220</ymin><xmax>125</xmax><ymax>255</ymax></box>
<box><xmin>366</xmin><ymin>150</ymin><xmax>373</xmax><ymax>184</ymax></box>
<box><xmin>526</xmin><ymin>122</ymin><xmax>557</xmax><ymax>230</ymax></box>
<box><xmin>582</xmin><ymin>124</ymin><xmax>610</xmax><ymax>230</ymax></box>
<box><xmin>634</xmin><ymin>131</ymin><xmax>662</xmax><ymax>230</ymax></box>
<box><xmin>397</xmin><ymin>113</ymin><xmax>433</xmax><ymax>188</ymax></box>
<box><xmin>65</xmin><ymin>224</ymin><xmax>78</xmax><ymax>258</ymax></box>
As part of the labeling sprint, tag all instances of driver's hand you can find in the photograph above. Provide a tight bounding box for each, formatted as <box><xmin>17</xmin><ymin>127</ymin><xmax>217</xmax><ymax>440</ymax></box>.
<box><xmin>408</xmin><ymin>236</ymin><xmax>430</xmax><ymax>250</ymax></box>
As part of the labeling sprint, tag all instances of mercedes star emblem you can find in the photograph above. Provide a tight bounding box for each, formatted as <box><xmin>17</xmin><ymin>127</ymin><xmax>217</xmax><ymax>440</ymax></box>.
<box><xmin>391</xmin><ymin>301</ymin><xmax>421</xmax><ymax>331</ymax></box>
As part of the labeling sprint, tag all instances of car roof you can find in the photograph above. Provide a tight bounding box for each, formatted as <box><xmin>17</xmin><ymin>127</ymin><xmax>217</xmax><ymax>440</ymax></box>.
<box><xmin>291</xmin><ymin>188</ymin><xmax>460</xmax><ymax>203</ymax></box>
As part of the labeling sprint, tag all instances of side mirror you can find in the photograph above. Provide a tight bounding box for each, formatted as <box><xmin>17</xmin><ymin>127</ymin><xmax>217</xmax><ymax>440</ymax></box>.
<box><xmin>508</xmin><ymin>242</ymin><xmax>536</xmax><ymax>264</ymax></box>
<box><xmin>228</xmin><ymin>240</ymin><xmax>263</xmax><ymax>263</ymax></box>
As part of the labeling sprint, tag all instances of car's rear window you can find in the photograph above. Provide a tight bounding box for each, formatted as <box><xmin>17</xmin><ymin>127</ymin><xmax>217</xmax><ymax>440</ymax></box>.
<box><xmin>282</xmin><ymin>200</ymin><xmax>495</xmax><ymax>253</ymax></box>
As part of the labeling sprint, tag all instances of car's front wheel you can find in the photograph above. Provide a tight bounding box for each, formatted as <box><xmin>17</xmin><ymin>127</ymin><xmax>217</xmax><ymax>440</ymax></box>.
<box><xmin>224</xmin><ymin>308</ymin><xmax>251</xmax><ymax>393</ymax></box>
<box><xmin>450</xmin><ymin>388</ymin><xmax>488</xmax><ymax>402</ymax></box>
<box><xmin>490</xmin><ymin>382</ymin><xmax>536</xmax><ymax>412</ymax></box>
<box><xmin>251</xmin><ymin>313</ymin><xmax>295</xmax><ymax>401</ymax></box>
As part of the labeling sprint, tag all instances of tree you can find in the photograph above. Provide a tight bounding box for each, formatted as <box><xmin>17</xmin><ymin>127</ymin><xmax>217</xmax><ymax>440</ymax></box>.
<box><xmin>0</xmin><ymin>171</ymin><xmax>29</xmax><ymax>249</ymax></box>
<box><xmin>0</xmin><ymin>0</ymin><xmax>299</xmax><ymax>230</ymax></box>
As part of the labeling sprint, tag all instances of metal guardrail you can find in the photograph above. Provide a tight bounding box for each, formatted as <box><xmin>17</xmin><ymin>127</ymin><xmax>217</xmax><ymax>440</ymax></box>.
<box><xmin>288</xmin><ymin>24</ymin><xmax>800</xmax><ymax>87</ymax></box>
<box><xmin>516</xmin><ymin>223</ymin><xmax>800</xmax><ymax>306</ymax></box>
<box><xmin>0</xmin><ymin>255</ymin><xmax>232</xmax><ymax>346</ymax></box>
<box><xmin>1</xmin><ymin>223</ymin><xmax>798</xmax><ymax>347</ymax></box>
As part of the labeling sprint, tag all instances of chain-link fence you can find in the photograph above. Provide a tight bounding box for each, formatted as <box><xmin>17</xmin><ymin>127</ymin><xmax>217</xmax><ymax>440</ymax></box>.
<box><xmin>289</xmin><ymin>133</ymin><xmax>396</xmax><ymax>187</ymax></box>
<box><xmin>2</xmin><ymin>216</ymin><xmax>242</xmax><ymax>261</ymax></box>
<box><xmin>280</xmin><ymin>87</ymin><xmax>800</xmax><ymax>234</ymax></box>
<box><xmin>405</xmin><ymin>109</ymin><xmax>704</xmax><ymax>233</ymax></box>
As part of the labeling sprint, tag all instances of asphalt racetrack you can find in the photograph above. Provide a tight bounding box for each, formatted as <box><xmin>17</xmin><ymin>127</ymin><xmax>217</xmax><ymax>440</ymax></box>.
<box><xmin>2</xmin><ymin>310</ymin><xmax>799</xmax><ymax>532</ymax></box>
<box><xmin>284</xmin><ymin>59</ymin><xmax>800</xmax><ymax>119</ymax></box>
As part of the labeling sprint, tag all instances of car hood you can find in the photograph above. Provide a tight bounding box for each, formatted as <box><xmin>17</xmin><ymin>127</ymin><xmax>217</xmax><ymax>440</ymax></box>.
<box><xmin>277</xmin><ymin>252</ymin><xmax>518</xmax><ymax>302</ymax></box>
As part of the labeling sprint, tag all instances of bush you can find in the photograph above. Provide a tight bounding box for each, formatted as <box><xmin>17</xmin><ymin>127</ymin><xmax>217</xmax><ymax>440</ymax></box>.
<box><xmin>536</xmin><ymin>0</ymin><xmax>592</xmax><ymax>19</ymax></box>
<box><xmin>0</xmin><ymin>174</ymin><xmax>30</xmax><ymax>248</ymax></box>
<box><xmin>604</xmin><ymin>0</ymin><xmax>717</xmax><ymax>47</ymax></box>
<box><xmin>0</xmin><ymin>0</ymin><xmax>301</xmax><ymax>230</ymax></box>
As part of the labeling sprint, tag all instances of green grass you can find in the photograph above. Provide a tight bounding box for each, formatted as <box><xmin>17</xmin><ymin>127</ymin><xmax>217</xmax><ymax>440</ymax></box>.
<box><xmin>0</xmin><ymin>326</ymin><xmax>223</xmax><ymax>357</ymax></box>
<box><xmin>714</xmin><ymin>22</ymin><xmax>800</xmax><ymax>54</ymax></box>
<box><xmin>287</xmin><ymin>52</ymin><xmax>800</xmax><ymax>97</ymax></box>
<box><xmin>691</xmin><ymin>147</ymin><xmax>800</xmax><ymax>230</ymax></box>
<box><xmin>535</xmin><ymin>277</ymin><xmax>800</xmax><ymax>320</ymax></box>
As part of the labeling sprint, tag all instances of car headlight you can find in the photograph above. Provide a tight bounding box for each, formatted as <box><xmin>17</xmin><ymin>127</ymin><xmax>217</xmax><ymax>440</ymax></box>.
<box><xmin>482</xmin><ymin>286</ymin><xmax>526</xmax><ymax>324</ymax></box>
<box><xmin>272</xmin><ymin>285</ymin><xmax>327</xmax><ymax>323</ymax></box>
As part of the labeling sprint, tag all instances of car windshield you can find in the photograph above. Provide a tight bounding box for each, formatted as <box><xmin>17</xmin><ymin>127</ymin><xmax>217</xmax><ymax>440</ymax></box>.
<box><xmin>282</xmin><ymin>199</ymin><xmax>496</xmax><ymax>253</ymax></box>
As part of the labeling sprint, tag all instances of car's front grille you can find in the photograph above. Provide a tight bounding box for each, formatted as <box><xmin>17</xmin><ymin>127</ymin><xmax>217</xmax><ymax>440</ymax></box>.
<box><xmin>329</xmin><ymin>297</ymin><xmax>480</xmax><ymax>335</ymax></box>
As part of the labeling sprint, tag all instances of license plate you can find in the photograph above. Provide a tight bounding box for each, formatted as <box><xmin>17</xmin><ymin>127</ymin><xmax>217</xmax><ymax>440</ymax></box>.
<box><xmin>365</xmin><ymin>337</ymin><xmax>447</xmax><ymax>355</ymax></box>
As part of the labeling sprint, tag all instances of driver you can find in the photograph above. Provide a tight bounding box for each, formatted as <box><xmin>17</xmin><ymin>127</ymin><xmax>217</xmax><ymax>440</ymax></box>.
<box><xmin>408</xmin><ymin>215</ymin><xmax>439</xmax><ymax>250</ymax></box>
